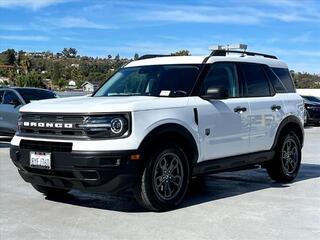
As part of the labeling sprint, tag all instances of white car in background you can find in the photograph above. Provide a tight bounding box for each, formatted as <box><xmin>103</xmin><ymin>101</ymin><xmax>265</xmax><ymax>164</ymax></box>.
<box><xmin>0</xmin><ymin>87</ymin><xmax>57</xmax><ymax>136</ymax></box>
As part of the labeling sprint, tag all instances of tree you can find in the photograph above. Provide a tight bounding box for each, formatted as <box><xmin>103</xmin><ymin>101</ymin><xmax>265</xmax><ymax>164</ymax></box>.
<box><xmin>17</xmin><ymin>51</ymin><xmax>31</xmax><ymax>73</ymax></box>
<box><xmin>57</xmin><ymin>78</ymin><xmax>67</xmax><ymax>90</ymax></box>
<box><xmin>62</xmin><ymin>48</ymin><xmax>77</xmax><ymax>58</ymax></box>
<box><xmin>14</xmin><ymin>71</ymin><xmax>44</xmax><ymax>88</ymax></box>
<box><xmin>2</xmin><ymin>49</ymin><xmax>16</xmax><ymax>65</ymax></box>
<box><xmin>52</xmin><ymin>62</ymin><xmax>62</xmax><ymax>83</ymax></box>
<box><xmin>171</xmin><ymin>50</ymin><xmax>190</xmax><ymax>56</ymax></box>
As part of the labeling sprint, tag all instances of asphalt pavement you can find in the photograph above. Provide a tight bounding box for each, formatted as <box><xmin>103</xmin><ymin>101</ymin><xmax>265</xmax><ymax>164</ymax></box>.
<box><xmin>0</xmin><ymin>128</ymin><xmax>319</xmax><ymax>240</ymax></box>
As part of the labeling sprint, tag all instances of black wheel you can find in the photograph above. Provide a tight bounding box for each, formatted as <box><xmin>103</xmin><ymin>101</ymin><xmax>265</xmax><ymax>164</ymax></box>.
<box><xmin>32</xmin><ymin>184</ymin><xmax>69</xmax><ymax>196</ymax></box>
<box><xmin>266</xmin><ymin>131</ymin><xmax>301</xmax><ymax>182</ymax></box>
<box><xmin>134</xmin><ymin>143</ymin><xmax>190</xmax><ymax>211</ymax></box>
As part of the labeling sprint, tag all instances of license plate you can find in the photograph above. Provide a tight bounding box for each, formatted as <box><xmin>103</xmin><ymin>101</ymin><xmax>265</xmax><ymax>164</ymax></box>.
<box><xmin>30</xmin><ymin>152</ymin><xmax>51</xmax><ymax>169</ymax></box>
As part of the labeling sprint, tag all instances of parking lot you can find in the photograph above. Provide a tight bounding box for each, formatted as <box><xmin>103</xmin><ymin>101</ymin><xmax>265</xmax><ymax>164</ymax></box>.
<box><xmin>0</xmin><ymin>128</ymin><xmax>319</xmax><ymax>240</ymax></box>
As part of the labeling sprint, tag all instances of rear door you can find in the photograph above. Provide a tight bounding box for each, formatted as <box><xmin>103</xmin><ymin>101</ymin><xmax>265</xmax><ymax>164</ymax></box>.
<box><xmin>0</xmin><ymin>90</ymin><xmax>23</xmax><ymax>134</ymax></box>
<box><xmin>195</xmin><ymin>62</ymin><xmax>250</xmax><ymax>161</ymax></box>
<box><xmin>238</xmin><ymin>63</ymin><xmax>286</xmax><ymax>152</ymax></box>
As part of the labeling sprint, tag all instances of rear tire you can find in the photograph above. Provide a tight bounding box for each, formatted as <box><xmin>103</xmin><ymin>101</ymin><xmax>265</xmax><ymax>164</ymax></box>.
<box><xmin>134</xmin><ymin>143</ymin><xmax>190</xmax><ymax>211</ymax></box>
<box><xmin>266</xmin><ymin>131</ymin><xmax>301</xmax><ymax>183</ymax></box>
<box><xmin>32</xmin><ymin>184</ymin><xmax>69</xmax><ymax>196</ymax></box>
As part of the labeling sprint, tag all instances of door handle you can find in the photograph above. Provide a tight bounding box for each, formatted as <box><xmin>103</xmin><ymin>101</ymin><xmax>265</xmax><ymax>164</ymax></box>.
<box><xmin>234</xmin><ymin>106</ymin><xmax>247</xmax><ymax>113</ymax></box>
<box><xmin>271</xmin><ymin>105</ymin><xmax>281</xmax><ymax>111</ymax></box>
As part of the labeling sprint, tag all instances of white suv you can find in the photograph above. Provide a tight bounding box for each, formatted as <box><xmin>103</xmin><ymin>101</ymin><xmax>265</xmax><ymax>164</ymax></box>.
<box><xmin>10</xmin><ymin>47</ymin><xmax>304</xmax><ymax>211</ymax></box>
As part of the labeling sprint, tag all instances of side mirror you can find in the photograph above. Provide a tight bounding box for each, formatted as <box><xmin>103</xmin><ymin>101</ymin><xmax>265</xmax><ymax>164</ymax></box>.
<box><xmin>202</xmin><ymin>87</ymin><xmax>229</xmax><ymax>100</ymax></box>
<box><xmin>10</xmin><ymin>99</ymin><xmax>21</xmax><ymax>107</ymax></box>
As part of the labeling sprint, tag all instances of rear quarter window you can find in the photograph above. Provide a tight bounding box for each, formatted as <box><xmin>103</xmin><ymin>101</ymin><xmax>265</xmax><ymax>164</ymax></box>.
<box><xmin>271</xmin><ymin>67</ymin><xmax>296</xmax><ymax>93</ymax></box>
<box><xmin>263</xmin><ymin>66</ymin><xmax>287</xmax><ymax>93</ymax></box>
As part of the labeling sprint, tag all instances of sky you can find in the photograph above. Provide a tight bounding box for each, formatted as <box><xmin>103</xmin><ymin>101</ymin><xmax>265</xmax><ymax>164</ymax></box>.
<box><xmin>0</xmin><ymin>0</ymin><xmax>319</xmax><ymax>73</ymax></box>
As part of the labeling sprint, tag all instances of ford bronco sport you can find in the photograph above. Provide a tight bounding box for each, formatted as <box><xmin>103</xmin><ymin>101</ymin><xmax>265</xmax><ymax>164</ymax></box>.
<box><xmin>10</xmin><ymin>45</ymin><xmax>304</xmax><ymax>211</ymax></box>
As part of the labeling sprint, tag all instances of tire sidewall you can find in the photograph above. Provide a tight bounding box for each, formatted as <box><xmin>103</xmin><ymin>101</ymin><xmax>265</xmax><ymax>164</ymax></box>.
<box><xmin>277</xmin><ymin>131</ymin><xmax>302</xmax><ymax>180</ymax></box>
<box><xmin>144</xmin><ymin>143</ymin><xmax>190</xmax><ymax>210</ymax></box>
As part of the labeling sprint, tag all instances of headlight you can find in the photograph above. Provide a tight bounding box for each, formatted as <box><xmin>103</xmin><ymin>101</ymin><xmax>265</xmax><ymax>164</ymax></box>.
<box><xmin>79</xmin><ymin>114</ymin><xmax>130</xmax><ymax>138</ymax></box>
<box><xmin>306</xmin><ymin>105</ymin><xmax>320</xmax><ymax>110</ymax></box>
<box><xmin>110</xmin><ymin>117</ymin><xmax>125</xmax><ymax>134</ymax></box>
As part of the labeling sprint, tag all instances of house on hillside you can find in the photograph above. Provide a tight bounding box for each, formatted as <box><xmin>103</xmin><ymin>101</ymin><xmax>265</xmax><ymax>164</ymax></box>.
<box><xmin>67</xmin><ymin>80</ymin><xmax>77</xmax><ymax>90</ymax></box>
<box><xmin>81</xmin><ymin>81</ymin><xmax>99</xmax><ymax>92</ymax></box>
<box><xmin>68</xmin><ymin>80</ymin><xmax>76</xmax><ymax>86</ymax></box>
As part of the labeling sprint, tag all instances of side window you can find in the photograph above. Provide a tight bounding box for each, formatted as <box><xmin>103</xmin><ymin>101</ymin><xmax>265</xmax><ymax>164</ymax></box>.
<box><xmin>271</xmin><ymin>67</ymin><xmax>295</xmax><ymax>93</ymax></box>
<box><xmin>240</xmin><ymin>63</ymin><xmax>271</xmax><ymax>97</ymax></box>
<box><xmin>263</xmin><ymin>66</ymin><xmax>287</xmax><ymax>93</ymax></box>
<box><xmin>201</xmin><ymin>62</ymin><xmax>239</xmax><ymax>97</ymax></box>
<box><xmin>3</xmin><ymin>91</ymin><xmax>21</xmax><ymax>105</ymax></box>
<box><xmin>0</xmin><ymin>90</ymin><xmax>4</xmax><ymax>104</ymax></box>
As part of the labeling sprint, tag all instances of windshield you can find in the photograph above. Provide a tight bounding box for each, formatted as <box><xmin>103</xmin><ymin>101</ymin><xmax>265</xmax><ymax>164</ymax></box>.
<box><xmin>302</xmin><ymin>96</ymin><xmax>320</xmax><ymax>103</ymax></box>
<box><xmin>94</xmin><ymin>64</ymin><xmax>201</xmax><ymax>97</ymax></box>
<box><xmin>15</xmin><ymin>88</ymin><xmax>57</xmax><ymax>103</ymax></box>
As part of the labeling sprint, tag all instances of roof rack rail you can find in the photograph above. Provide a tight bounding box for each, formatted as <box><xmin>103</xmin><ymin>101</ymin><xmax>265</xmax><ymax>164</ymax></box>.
<box><xmin>138</xmin><ymin>54</ymin><xmax>171</xmax><ymax>60</ymax></box>
<box><xmin>210</xmin><ymin>49</ymin><xmax>278</xmax><ymax>59</ymax></box>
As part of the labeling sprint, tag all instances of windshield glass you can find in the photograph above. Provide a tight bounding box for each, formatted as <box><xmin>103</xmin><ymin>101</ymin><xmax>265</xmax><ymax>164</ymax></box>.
<box><xmin>94</xmin><ymin>64</ymin><xmax>201</xmax><ymax>97</ymax></box>
<box><xmin>15</xmin><ymin>89</ymin><xmax>57</xmax><ymax>103</ymax></box>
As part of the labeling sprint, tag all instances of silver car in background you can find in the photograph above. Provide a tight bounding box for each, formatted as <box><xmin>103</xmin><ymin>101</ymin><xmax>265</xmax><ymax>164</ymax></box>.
<box><xmin>0</xmin><ymin>87</ymin><xmax>57</xmax><ymax>136</ymax></box>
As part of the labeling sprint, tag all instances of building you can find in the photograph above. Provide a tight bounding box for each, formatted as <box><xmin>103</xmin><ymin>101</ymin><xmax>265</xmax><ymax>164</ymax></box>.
<box><xmin>68</xmin><ymin>80</ymin><xmax>76</xmax><ymax>87</ymax></box>
<box><xmin>81</xmin><ymin>81</ymin><xmax>99</xmax><ymax>92</ymax></box>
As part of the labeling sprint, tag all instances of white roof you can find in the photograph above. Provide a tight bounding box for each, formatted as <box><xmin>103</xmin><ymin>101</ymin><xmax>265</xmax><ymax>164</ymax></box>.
<box><xmin>125</xmin><ymin>54</ymin><xmax>288</xmax><ymax>69</ymax></box>
<box><xmin>126</xmin><ymin>56</ymin><xmax>206</xmax><ymax>67</ymax></box>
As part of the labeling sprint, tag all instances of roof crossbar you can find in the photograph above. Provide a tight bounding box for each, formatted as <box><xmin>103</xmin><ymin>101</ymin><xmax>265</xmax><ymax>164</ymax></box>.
<box><xmin>210</xmin><ymin>49</ymin><xmax>278</xmax><ymax>59</ymax></box>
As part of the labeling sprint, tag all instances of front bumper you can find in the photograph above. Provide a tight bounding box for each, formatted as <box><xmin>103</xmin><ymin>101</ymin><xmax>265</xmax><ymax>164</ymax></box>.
<box><xmin>10</xmin><ymin>142</ymin><xmax>141</xmax><ymax>194</ymax></box>
<box><xmin>306</xmin><ymin>107</ymin><xmax>320</xmax><ymax>124</ymax></box>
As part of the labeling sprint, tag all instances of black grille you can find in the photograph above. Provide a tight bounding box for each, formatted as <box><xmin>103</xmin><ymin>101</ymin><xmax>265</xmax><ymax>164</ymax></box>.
<box><xmin>20</xmin><ymin>140</ymin><xmax>72</xmax><ymax>152</ymax></box>
<box><xmin>19</xmin><ymin>114</ymin><xmax>86</xmax><ymax>138</ymax></box>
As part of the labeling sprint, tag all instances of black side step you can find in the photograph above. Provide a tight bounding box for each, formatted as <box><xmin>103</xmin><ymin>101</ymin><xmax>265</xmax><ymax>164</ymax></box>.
<box><xmin>193</xmin><ymin>150</ymin><xmax>274</xmax><ymax>175</ymax></box>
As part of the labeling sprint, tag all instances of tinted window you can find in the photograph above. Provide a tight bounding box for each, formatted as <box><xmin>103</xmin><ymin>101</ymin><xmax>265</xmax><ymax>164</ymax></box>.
<box><xmin>263</xmin><ymin>66</ymin><xmax>287</xmax><ymax>93</ymax></box>
<box><xmin>240</xmin><ymin>63</ymin><xmax>271</xmax><ymax>97</ymax></box>
<box><xmin>15</xmin><ymin>89</ymin><xmax>56</xmax><ymax>103</ymax></box>
<box><xmin>0</xmin><ymin>90</ymin><xmax>4</xmax><ymax>103</ymax></box>
<box><xmin>302</xmin><ymin>96</ymin><xmax>320</xmax><ymax>103</ymax></box>
<box><xmin>3</xmin><ymin>91</ymin><xmax>21</xmax><ymax>104</ymax></box>
<box><xmin>94</xmin><ymin>65</ymin><xmax>200</xmax><ymax>97</ymax></box>
<box><xmin>271</xmin><ymin>68</ymin><xmax>295</xmax><ymax>93</ymax></box>
<box><xmin>201</xmin><ymin>62</ymin><xmax>239</xmax><ymax>97</ymax></box>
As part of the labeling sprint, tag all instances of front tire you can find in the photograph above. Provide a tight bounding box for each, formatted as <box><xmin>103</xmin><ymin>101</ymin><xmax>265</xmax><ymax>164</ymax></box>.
<box><xmin>266</xmin><ymin>131</ymin><xmax>301</xmax><ymax>183</ymax></box>
<box><xmin>134</xmin><ymin>143</ymin><xmax>190</xmax><ymax>211</ymax></box>
<box><xmin>32</xmin><ymin>184</ymin><xmax>69</xmax><ymax>196</ymax></box>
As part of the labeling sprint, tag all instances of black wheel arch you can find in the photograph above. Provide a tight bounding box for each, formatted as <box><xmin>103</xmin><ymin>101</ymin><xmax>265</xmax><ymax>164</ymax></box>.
<box><xmin>138</xmin><ymin>123</ymin><xmax>199</xmax><ymax>167</ymax></box>
<box><xmin>271</xmin><ymin>115</ymin><xmax>304</xmax><ymax>150</ymax></box>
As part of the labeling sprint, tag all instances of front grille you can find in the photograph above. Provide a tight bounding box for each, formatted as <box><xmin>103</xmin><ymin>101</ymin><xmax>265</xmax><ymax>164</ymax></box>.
<box><xmin>20</xmin><ymin>140</ymin><xmax>72</xmax><ymax>152</ymax></box>
<box><xmin>19</xmin><ymin>114</ymin><xmax>87</xmax><ymax>138</ymax></box>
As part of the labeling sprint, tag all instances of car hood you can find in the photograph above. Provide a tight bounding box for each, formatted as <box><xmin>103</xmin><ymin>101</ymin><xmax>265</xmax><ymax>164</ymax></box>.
<box><xmin>20</xmin><ymin>95</ymin><xmax>190</xmax><ymax>113</ymax></box>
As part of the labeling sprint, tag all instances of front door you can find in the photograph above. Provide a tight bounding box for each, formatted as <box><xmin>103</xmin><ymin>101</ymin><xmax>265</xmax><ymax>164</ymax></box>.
<box><xmin>195</xmin><ymin>62</ymin><xmax>250</xmax><ymax>161</ymax></box>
